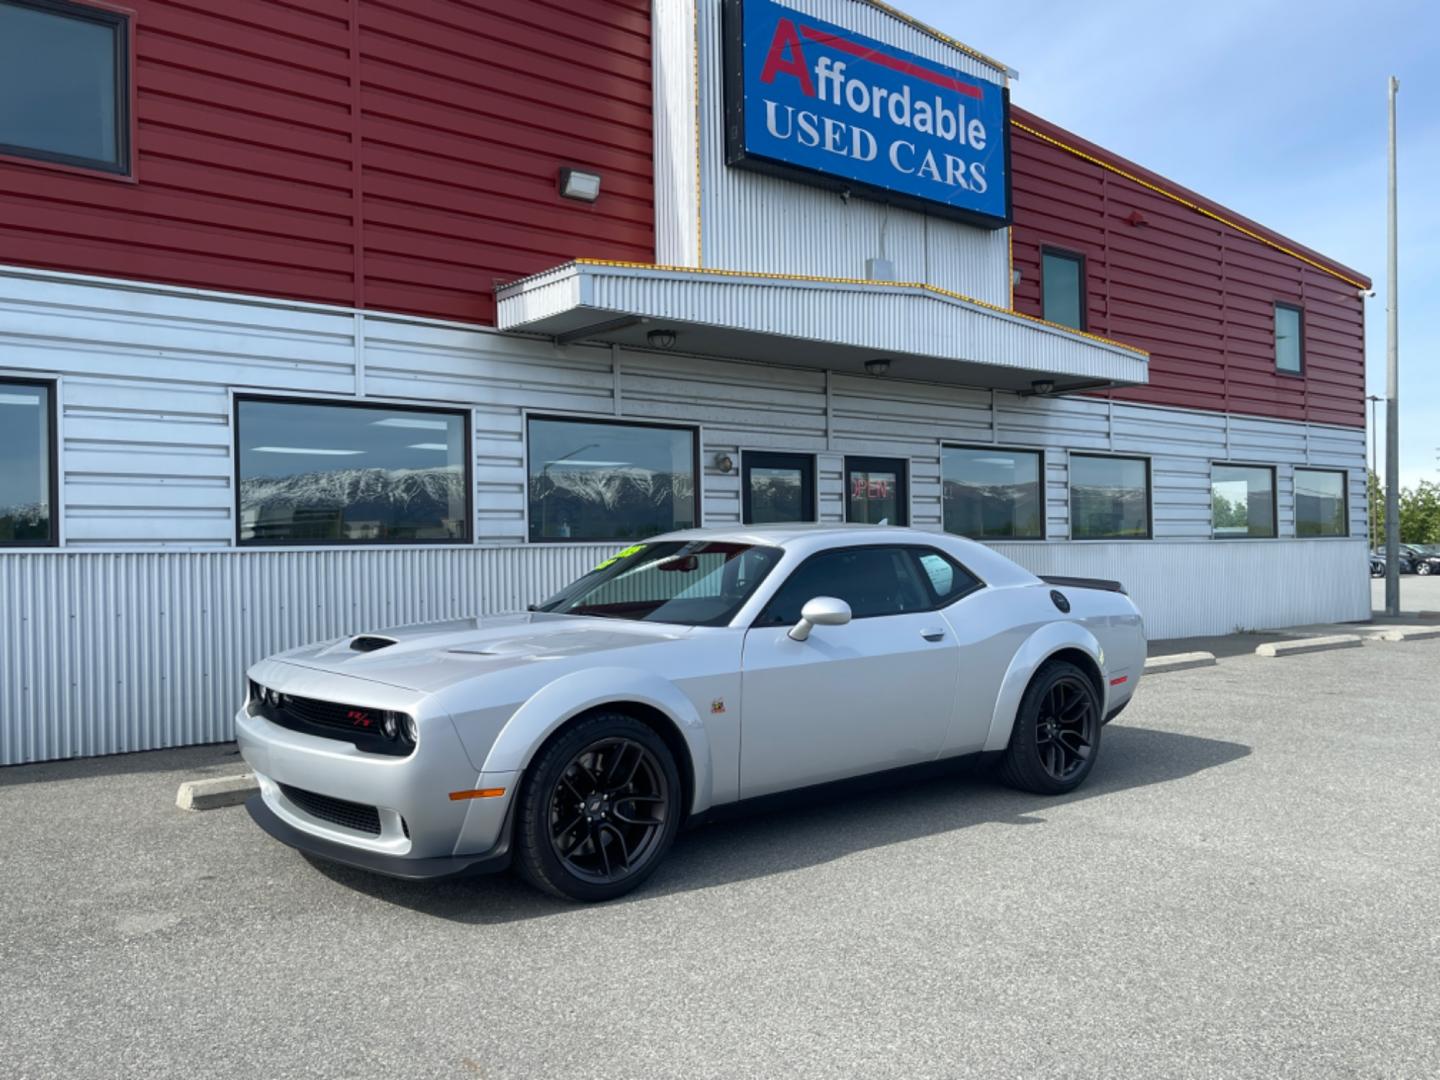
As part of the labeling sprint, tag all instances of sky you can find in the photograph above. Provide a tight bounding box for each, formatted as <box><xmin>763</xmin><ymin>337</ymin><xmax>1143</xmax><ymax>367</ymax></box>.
<box><xmin>902</xmin><ymin>0</ymin><xmax>1438</xmax><ymax>487</ymax></box>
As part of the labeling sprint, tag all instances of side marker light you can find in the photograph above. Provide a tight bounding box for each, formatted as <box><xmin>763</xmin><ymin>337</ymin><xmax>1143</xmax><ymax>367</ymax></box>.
<box><xmin>448</xmin><ymin>788</ymin><xmax>507</xmax><ymax>801</ymax></box>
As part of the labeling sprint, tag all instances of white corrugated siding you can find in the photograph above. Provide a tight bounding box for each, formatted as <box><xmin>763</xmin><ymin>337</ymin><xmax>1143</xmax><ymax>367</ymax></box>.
<box><xmin>0</xmin><ymin>266</ymin><xmax>1371</xmax><ymax>763</ymax></box>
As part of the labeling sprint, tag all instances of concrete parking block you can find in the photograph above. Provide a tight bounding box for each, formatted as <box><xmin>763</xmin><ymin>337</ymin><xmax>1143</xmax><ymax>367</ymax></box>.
<box><xmin>1255</xmin><ymin>634</ymin><xmax>1364</xmax><ymax>658</ymax></box>
<box><xmin>1368</xmin><ymin>626</ymin><xmax>1440</xmax><ymax>643</ymax></box>
<box><xmin>1143</xmin><ymin>651</ymin><xmax>1218</xmax><ymax>674</ymax></box>
<box><xmin>176</xmin><ymin>773</ymin><xmax>257</xmax><ymax>811</ymax></box>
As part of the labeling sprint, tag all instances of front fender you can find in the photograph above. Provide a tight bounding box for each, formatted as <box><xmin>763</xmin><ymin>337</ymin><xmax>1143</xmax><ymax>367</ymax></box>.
<box><xmin>480</xmin><ymin>666</ymin><xmax>716</xmax><ymax>816</ymax></box>
<box><xmin>983</xmin><ymin>622</ymin><xmax>1107</xmax><ymax>752</ymax></box>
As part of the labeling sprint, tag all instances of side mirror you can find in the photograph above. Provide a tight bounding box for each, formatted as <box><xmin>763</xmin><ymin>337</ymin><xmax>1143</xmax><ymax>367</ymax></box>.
<box><xmin>788</xmin><ymin>596</ymin><xmax>852</xmax><ymax>641</ymax></box>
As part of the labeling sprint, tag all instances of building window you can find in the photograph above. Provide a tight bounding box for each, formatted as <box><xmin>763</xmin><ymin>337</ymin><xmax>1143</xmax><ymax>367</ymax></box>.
<box><xmin>0</xmin><ymin>378</ymin><xmax>56</xmax><ymax>546</ymax></box>
<box><xmin>1275</xmin><ymin>303</ymin><xmax>1304</xmax><ymax>374</ymax></box>
<box><xmin>528</xmin><ymin>416</ymin><xmax>697</xmax><ymax>542</ymax></box>
<box><xmin>742</xmin><ymin>451</ymin><xmax>814</xmax><ymax>524</ymax></box>
<box><xmin>1069</xmin><ymin>454</ymin><xmax>1151</xmax><ymax>540</ymax></box>
<box><xmin>0</xmin><ymin>0</ymin><xmax>130</xmax><ymax>175</ymax></box>
<box><xmin>942</xmin><ymin>445</ymin><xmax>1044</xmax><ymax>540</ymax></box>
<box><xmin>236</xmin><ymin>397</ymin><xmax>470</xmax><ymax>545</ymax></box>
<box><xmin>1211</xmin><ymin>464</ymin><xmax>1276</xmax><ymax>539</ymax></box>
<box><xmin>1294</xmin><ymin>468</ymin><xmax>1348</xmax><ymax>538</ymax></box>
<box><xmin>1041</xmin><ymin>248</ymin><xmax>1086</xmax><ymax>330</ymax></box>
<box><xmin>845</xmin><ymin>456</ymin><xmax>908</xmax><ymax>526</ymax></box>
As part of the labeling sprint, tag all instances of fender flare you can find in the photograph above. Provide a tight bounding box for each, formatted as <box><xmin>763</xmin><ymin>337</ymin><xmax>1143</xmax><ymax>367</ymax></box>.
<box><xmin>480</xmin><ymin>666</ymin><xmax>715</xmax><ymax>816</ymax></box>
<box><xmin>983</xmin><ymin>622</ymin><xmax>1108</xmax><ymax>752</ymax></box>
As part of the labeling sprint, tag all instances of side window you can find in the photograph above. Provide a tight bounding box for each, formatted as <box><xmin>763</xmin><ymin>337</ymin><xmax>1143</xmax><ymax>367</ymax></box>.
<box><xmin>911</xmin><ymin>549</ymin><xmax>981</xmax><ymax>604</ymax></box>
<box><xmin>757</xmin><ymin>546</ymin><xmax>930</xmax><ymax>626</ymax></box>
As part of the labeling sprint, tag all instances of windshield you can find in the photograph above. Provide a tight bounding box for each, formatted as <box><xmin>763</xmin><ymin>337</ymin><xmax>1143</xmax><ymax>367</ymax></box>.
<box><xmin>534</xmin><ymin>541</ymin><xmax>784</xmax><ymax>626</ymax></box>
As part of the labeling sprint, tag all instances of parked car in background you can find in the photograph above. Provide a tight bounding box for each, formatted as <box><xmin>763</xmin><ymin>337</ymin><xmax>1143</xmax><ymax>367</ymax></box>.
<box><xmin>1370</xmin><ymin>553</ymin><xmax>1387</xmax><ymax>577</ymax></box>
<box><xmin>1400</xmin><ymin>544</ymin><xmax>1440</xmax><ymax>576</ymax></box>
<box><xmin>1372</xmin><ymin>548</ymin><xmax>1417</xmax><ymax>575</ymax></box>
<box><xmin>236</xmin><ymin>525</ymin><xmax>1147</xmax><ymax>902</ymax></box>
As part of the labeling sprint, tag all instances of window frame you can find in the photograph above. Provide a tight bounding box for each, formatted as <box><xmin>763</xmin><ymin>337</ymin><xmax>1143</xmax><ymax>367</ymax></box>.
<box><xmin>1273</xmin><ymin>301</ymin><xmax>1305</xmax><ymax>377</ymax></box>
<box><xmin>1040</xmin><ymin>246</ymin><xmax>1088</xmax><ymax>332</ymax></box>
<box><xmin>752</xmin><ymin>543</ymin><xmax>986</xmax><ymax>628</ymax></box>
<box><xmin>843</xmin><ymin>455</ymin><xmax>910</xmax><ymax>527</ymax></box>
<box><xmin>741</xmin><ymin>450</ymin><xmax>816</xmax><ymax>525</ymax></box>
<box><xmin>1293</xmin><ymin>466</ymin><xmax>1350</xmax><ymax>539</ymax></box>
<box><xmin>0</xmin><ymin>375</ymin><xmax>59</xmax><ymax>548</ymax></box>
<box><xmin>1210</xmin><ymin>462</ymin><xmax>1278</xmax><ymax>541</ymax></box>
<box><xmin>0</xmin><ymin>0</ymin><xmax>136</xmax><ymax>180</ymax></box>
<box><xmin>233</xmin><ymin>392</ymin><xmax>474</xmax><ymax>549</ymax></box>
<box><xmin>1067</xmin><ymin>451</ymin><xmax>1153</xmax><ymax>542</ymax></box>
<box><xmin>941</xmin><ymin>442</ymin><xmax>1047</xmax><ymax>542</ymax></box>
<box><xmin>524</xmin><ymin>412</ymin><xmax>701</xmax><ymax>545</ymax></box>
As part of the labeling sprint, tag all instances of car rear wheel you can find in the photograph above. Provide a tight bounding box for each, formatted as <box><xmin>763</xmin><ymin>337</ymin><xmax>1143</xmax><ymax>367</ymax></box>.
<box><xmin>514</xmin><ymin>711</ymin><xmax>682</xmax><ymax>902</ymax></box>
<box><xmin>1419</xmin><ymin>562</ymin><xmax>1433</xmax><ymax>576</ymax></box>
<box><xmin>998</xmin><ymin>660</ymin><xmax>1102</xmax><ymax>796</ymax></box>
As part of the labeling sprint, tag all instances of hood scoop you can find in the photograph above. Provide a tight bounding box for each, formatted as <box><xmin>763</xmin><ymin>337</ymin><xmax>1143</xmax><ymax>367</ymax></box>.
<box><xmin>349</xmin><ymin>635</ymin><xmax>398</xmax><ymax>653</ymax></box>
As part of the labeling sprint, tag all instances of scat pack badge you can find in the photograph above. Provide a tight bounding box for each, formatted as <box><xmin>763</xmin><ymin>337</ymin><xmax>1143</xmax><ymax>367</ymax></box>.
<box><xmin>710</xmin><ymin>698</ymin><xmax>726</xmax><ymax>715</ymax></box>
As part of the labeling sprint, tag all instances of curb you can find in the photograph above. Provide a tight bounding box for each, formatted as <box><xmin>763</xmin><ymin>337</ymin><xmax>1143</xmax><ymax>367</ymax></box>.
<box><xmin>1255</xmin><ymin>635</ymin><xmax>1363</xmax><ymax>658</ymax></box>
<box><xmin>176</xmin><ymin>773</ymin><xmax>258</xmax><ymax>812</ymax></box>
<box><xmin>1367</xmin><ymin>626</ymin><xmax>1440</xmax><ymax>643</ymax></box>
<box><xmin>1143</xmin><ymin>651</ymin><xmax>1218</xmax><ymax>674</ymax></box>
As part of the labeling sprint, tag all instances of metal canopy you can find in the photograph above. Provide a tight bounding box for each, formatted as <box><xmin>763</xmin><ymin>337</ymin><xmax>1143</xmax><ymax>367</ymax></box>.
<box><xmin>496</xmin><ymin>261</ymin><xmax>1149</xmax><ymax>394</ymax></box>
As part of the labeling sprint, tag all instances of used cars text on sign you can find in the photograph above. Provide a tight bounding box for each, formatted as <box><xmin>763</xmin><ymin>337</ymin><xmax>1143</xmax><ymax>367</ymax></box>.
<box><xmin>723</xmin><ymin>0</ymin><xmax>1010</xmax><ymax>228</ymax></box>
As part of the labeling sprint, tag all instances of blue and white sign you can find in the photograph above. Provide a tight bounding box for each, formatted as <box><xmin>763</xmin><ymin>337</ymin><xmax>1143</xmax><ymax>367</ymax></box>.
<box><xmin>723</xmin><ymin>0</ymin><xmax>1010</xmax><ymax>228</ymax></box>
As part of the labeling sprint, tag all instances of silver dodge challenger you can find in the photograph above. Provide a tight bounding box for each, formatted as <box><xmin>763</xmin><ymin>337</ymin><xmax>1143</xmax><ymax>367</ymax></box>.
<box><xmin>238</xmin><ymin>525</ymin><xmax>1147</xmax><ymax>901</ymax></box>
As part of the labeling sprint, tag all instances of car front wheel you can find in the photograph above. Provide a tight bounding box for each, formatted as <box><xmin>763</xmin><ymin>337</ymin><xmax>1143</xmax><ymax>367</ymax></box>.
<box><xmin>514</xmin><ymin>711</ymin><xmax>682</xmax><ymax>902</ymax></box>
<box><xmin>1419</xmin><ymin>562</ymin><xmax>1433</xmax><ymax>576</ymax></box>
<box><xmin>999</xmin><ymin>660</ymin><xmax>1102</xmax><ymax>796</ymax></box>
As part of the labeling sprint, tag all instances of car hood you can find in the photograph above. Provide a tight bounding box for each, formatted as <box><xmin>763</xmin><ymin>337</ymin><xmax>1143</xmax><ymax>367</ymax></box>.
<box><xmin>270</xmin><ymin>612</ymin><xmax>693</xmax><ymax>692</ymax></box>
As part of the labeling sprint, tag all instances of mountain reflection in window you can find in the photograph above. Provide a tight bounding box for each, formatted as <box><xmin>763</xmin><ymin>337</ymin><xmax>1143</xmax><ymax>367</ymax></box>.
<box><xmin>236</xmin><ymin>399</ymin><xmax>469</xmax><ymax>545</ymax></box>
<box><xmin>1069</xmin><ymin>454</ymin><xmax>1151</xmax><ymax>540</ymax></box>
<box><xmin>942</xmin><ymin>446</ymin><xmax>1043</xmax><ymax>540</ymax></box>
<box><xmin>528</xmin><ymin>417</ymin><xmax>697</xmax><ymax>542</ymax></box>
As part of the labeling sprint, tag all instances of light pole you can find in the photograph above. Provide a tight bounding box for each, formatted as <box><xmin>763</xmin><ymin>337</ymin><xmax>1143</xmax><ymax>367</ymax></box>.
<box><xmin>1384</xmin><ymin>76</ymin><xmax>1401</xmax><ymax>616</ymax></box>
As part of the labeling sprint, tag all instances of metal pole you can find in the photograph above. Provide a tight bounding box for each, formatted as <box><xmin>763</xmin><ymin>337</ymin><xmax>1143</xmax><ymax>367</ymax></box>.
<box><xmin>1368</xmin><ymin>394</ymin><xmax>1381</xmax><ymax>548</ymax></box>
<box><xmin>1384</xmin><ymin>76</ymin><xmax>1401</xmax><ymax>615</ymax></box>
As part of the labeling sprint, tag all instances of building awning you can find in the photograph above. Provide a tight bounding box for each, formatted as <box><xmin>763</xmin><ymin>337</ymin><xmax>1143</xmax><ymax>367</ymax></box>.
<box><xmin>496</xmin><ymin>260</ymin><xmax>1149</xmax><ymax>393</ymax></box>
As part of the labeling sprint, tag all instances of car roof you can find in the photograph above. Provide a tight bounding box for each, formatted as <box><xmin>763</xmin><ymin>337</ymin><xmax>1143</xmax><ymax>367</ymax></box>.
<box><xmin>655</xmin><ymin>523</ymin><xmax>919</xmax><ymax>547</ymax></box>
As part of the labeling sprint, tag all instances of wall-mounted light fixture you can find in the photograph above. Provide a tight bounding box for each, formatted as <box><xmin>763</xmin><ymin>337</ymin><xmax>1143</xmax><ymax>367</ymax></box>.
<box><xmin>864</xmin><ymin>357</ymin><xmax>892</xmax><ymax>376</ymax></box>
<box><xmin>1030</xmin><ymin>378</ymin><xmax>1056</xmax><ymax>396</ymax></box>
<box><xmin>1012</xmin><ymin>268</ymin><xmax>1023</xmax><ymax>286</ymax></box>
<box><xmin>558</xmin><ymin>167</ymin><xmax>602</xmax><ymax>203</ymax></box>
<box><xmin>713</xmin><ymin>452</ymin><xmax>735</xmax><ymax>474</ymax></box>
<box><xmin>646</xmin><ymin>328</ymin><xmax>678</xmax><ymax>350</ymax></box>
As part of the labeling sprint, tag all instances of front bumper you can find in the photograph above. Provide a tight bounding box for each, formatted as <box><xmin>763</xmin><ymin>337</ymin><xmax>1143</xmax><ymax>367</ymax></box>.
<box><xmin>236</xmin><ymin>659</ymin><xmax>519</xmax><ymax>876</ymax></box>
<box><xmin>246</xmin><ymin>794</ymin><xmax>511</xmax><ymax>880</ymax></box>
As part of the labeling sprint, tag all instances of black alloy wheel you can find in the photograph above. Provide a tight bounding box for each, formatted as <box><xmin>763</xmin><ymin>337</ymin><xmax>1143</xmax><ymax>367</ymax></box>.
<box><xmin>998</xmin><ymin>659</ymin><xmax>1102</xmax><ymax>795</ymax></box>
<box><xmin>515</xmin><ymin>712</ymin><xmax>682</xmax><ymax>902</ymax></box>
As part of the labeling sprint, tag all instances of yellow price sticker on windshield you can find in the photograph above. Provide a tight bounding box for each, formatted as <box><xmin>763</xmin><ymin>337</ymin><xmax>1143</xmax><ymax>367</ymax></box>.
<box><xmin>593</xmin><ymin>544</ymin><xmax>646</xmax><ymax>571</ymax></box>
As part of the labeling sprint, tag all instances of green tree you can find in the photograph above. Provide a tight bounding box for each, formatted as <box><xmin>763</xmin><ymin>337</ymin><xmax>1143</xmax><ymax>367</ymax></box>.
<box><xmin>1399</xmin><ymin>480</ymin><xmax>1440</xmax><ymax>544</ymax></box>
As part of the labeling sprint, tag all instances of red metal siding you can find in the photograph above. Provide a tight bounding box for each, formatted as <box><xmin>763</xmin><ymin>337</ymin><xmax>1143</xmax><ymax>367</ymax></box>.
<box><xmin>0</xmin><ymin>0</ymin><xmax>653</xmax><ymax>324</ymax></box>
<box><xmin>1010</xmin><ymin>109</ymin><xmax>1368</xmax><ymax>429</ymax></box>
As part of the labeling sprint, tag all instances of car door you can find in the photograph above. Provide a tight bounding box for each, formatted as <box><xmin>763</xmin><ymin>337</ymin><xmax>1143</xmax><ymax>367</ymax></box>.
<box><xmin>739</xmin><ymin>545</ymin><xmax>960</xmax><ymax>799</ymax></box>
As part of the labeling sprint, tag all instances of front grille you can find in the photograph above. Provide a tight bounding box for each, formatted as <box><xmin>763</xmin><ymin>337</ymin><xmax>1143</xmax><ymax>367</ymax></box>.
<box><xmin>279</xmin><ymin>783</ymin><xmax>382</xmax><ymax>835</ymax></box>
<box><xmin>250</xmin><ymin>682</ymin><xmax>411</xmax><ymax>757</ymax></box>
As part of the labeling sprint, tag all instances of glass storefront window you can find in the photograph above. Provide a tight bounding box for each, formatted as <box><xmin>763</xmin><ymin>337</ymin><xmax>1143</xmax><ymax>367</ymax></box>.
<box><xmin>942</xmin><ymin>446</ymin><xmax>1043</xmax><ymax>539</ymax></box>
<box><xmin>1294</xmin><ymin>468</ymin><xmax>1347</xmax><ymax>537</ymax></box>
<box><xmin>236</xmin><ymin>397</ymin><xmax>469</xmax><ymax>545</ymax></box>
<box><xmin>845</xmin><ymin>456</ymin><xmax>908</xmax><ymax>526</ymax></box>
<box><xmin>528</xmin><ymin>416</ymin><xmax>697</xmax><ymax>542</ymax></box>
<box><xmin>0</xmin><ymin>379</ymin><xmax>54</xmax><ymax>545</ymax></box>
<box><xmin>1211</xmin><ymin>464</ymin><xmax>1276</xmax><ymax>539</ymax></box>
<box><xmin>1069</xmin><ymin>454</ymin><xmax>1150</xmax><ymax>540</ymax></box>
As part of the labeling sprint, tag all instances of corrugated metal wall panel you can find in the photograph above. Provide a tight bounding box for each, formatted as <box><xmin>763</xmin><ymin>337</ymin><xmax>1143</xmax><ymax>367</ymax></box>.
<box><xmin>1010</xmin><ymin>108</ymin><xmax>1368</xmax><ymax>429</ymax></box>
<box><xmin>0</xmin><ymin>0</ymin><xmax>654</xmax><ymax>326</ymax></box>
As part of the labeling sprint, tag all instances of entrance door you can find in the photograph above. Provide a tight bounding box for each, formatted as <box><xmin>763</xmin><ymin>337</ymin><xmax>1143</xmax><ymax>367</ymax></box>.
<box><xmin>739</xmin><ymin>545</ymin><xmax>958</xmax><ymax>798</ymax></box>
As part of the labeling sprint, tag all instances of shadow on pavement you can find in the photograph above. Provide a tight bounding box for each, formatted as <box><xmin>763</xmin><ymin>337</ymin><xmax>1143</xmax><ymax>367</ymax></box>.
<box><xmin>0</xmin><ymin>741</ymin><xmax>241</xmax><ymax>788</ymax></box>
<box><xmin>307</xmin><ymin>722</ymin><xmax>1251</xmax><ymax>925</ymax></box>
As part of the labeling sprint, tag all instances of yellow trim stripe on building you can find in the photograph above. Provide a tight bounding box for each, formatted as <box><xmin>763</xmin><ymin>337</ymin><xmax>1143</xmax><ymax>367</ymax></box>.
<box><xmin>1011</xmin><ymin>120</ymin><xmax>1368</xmax><ymax>290</ymax></box>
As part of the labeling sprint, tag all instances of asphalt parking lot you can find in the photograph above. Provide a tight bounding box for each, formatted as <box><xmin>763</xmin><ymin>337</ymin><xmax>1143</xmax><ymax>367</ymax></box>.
<box><xmin>3</xmin><ymin>640</ymin><xmax>1438</xmax><ymax>1080</ymax></box>
<box><xmin>1373</xmin><ymin>572</ymin><xmax>1440</xmax><ymax>614</ymax></box>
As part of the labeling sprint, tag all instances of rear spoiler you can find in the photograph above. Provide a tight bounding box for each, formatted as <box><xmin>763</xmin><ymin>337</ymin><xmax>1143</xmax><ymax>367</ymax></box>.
<box><xmin>1040</xmin><ymin>575</ymin><xmax>1128</xmax><ymax>596</ymax></box>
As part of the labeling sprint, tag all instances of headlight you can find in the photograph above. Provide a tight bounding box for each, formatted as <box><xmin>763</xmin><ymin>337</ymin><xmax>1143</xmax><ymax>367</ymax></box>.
<box><xmin>402</xmin><ymin>714</ymin><xmax>419</xmax><ymax>745</ymax></box>
<box><xmin>381</xmin><ymin>712</ymin><xmax>399</xmax><ymax>740</ymax></box>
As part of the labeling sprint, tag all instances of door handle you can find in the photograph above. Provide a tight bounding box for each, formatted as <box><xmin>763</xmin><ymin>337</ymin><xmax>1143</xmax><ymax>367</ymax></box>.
<box><xmin>921</xmin><ymin>628</ymin><xmax>946</xmax><ymax>642</ymax></box>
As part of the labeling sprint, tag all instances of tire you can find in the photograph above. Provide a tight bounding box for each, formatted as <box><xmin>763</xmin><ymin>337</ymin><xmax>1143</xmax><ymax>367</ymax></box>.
<box><xmin>514</xmin><ymin>711</ymin><xmax>683</xmax><ymax>902</ymax></box>
<box><xmin>1419</xmin><ymin>562</ymin><xmax>1433</xmax><ymax>576</ymax></box>
<box><xmin>998</xmin><ymin>660</ymin><xmax>1103</xmax><ymax>796</ymax></box>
